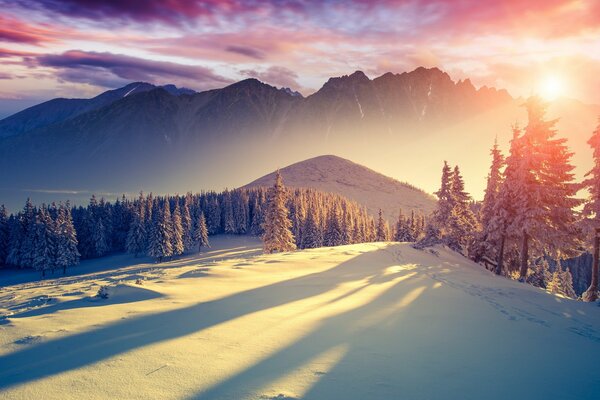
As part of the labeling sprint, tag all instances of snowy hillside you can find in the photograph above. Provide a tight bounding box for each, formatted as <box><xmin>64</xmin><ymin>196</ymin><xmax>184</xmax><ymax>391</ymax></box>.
<box><xmin>1</xmin><ymin>236</ymin><xmax>599</xmax><ymax>399</ymax></box>
<box><xmin>244</xmin><ymin>155</ymin><xmax>436</xmax><ymax>221</ymax></box>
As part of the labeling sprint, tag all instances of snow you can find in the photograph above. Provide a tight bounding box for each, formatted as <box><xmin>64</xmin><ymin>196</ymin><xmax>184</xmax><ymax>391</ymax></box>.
<box><xmin>355</xmin><ymin>94</ymin><xmax>364</xmax><ymax>119</ymax></box>
<box><xmin>123</xmin><ymin>85</ymin><xmax>139</xmax><ymax>98</ymax></box>
<box><xmin>1</xmin><ymin>235</ymin><xmax>600</xmax><ymax>399</ymax></box>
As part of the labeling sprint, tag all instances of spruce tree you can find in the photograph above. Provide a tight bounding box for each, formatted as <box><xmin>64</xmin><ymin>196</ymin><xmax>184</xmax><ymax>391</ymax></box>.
<box><xmin>0</xmin><ymin>205</ymin><xmax>8</xmax><ymax>266</ymax></box>
<box><xmin>55</xmin><ymin>202</ymin><xmax>80</xmax><ymax>274</ymax></box>
<box><xmin>171</xmin><ymin>200</ymin><xmax>185</xmax><ymax>256</ymax></box>
<box><xmin>512</xmin><ymin>97</ymin><xmax>582</xmax><ymax>280</ymax></box>
<box><xmin>582</xmin><ymin>119</ymin><xmax>600</xmax><ymax>301</ymax></box>
<box><xmin>193</xmin><ymin>211</ymin><xmax>210</xmax><ymax>252</ymax></box>
<box><xmin>432</xmin><ymin>161</ymin><xmax>454</xmax><ymax>233</ymax></box>
<box><xmin>181</xmin><ymin>195</ymin><xmax>194</xmax><ymax>252</ymax></box>
<box><xmin>32</xmin><ymin>206</ymin><xmax>55</xmax><ymax>277</ymax></box>
<box><xmin>261</xmin><ymin>171</ymin><xmax>296</xmax><ymax>253</ymax></box>
<box><xmin>376</xmin><ymin>209</ymin><xmax>387</xmax><ymax>241</ymax></box>
<box><xmin>301</xmin><ymin>206</ymin><xmax>322</xmax><ymax>249</ymax></box>
<box><xmin>447</xmin><ymin>165</ymin><xmax>479</xmax><ymax>252</ymax></box>
<box><xmin>324</xmin><ymin>204</ymin><xmax>344</xmax><ymax>246</ymax></box>
<box><xmin>148</xmin><ymin>200</ymin><xmax>173</xmax><ymax>262</ymax></box>
<box><xmin>126</xmin><ymin>195</ymin><xmax>146</xmax><ymax>257</ymax></box>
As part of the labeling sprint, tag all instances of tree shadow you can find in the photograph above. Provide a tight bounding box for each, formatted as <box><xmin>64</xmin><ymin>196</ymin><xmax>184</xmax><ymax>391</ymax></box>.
<box><xmin>7</xmin><ymin>285</ymin><xmax>163</xmax><ymax>319</ymax></box>
<box><xmin>0</xmin><ymin>245</ymin><xmax>412</xmax><ymax>390</ymax></box>
<box><xmin>189</xmin><ymin>264</ymin><xmax>428</xmax><ymax>399</ymax></box>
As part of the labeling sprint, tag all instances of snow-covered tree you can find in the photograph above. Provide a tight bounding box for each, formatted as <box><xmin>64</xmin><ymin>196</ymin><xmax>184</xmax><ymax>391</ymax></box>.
<box><xmin>324</xmin><ymin>204</ymin><xmax>344</xmax><ymax>246</ymax></box>
<box><xmin>262</xmin><ymin>171</ymin><xmax>296</xmax><ymax>253</ymax></box>
<box><xmin>473</xmin><ymin>139</ymin><xmax>505</xmax><ymax>263</ymax></box>
<box><xmin>301</xmin><ymin>206</ymin><xmax>322</xmax><ymax>249</ymax></box>
<box><xmin>0</xmin><ymin>205</ymin><xmax>8</xmax><ymax>266</ymax></box>
<box><xmin>32</xmin><ymin>206</ymin><xmax>55</xmax><ymax>277</ymax></box>
<box><xmin>193</xmin><ymin>211</ymin><xmax>210</xmax><ymax>252</ymax></box>
<box><xmin>148</xmin><ymin>200</ymin><xmax>173</xmax><ymax>262</ymax></box>
<box><xmin>376</xmin><ymin>209</ymin><xmax>387</xmax><ymax>241</ymax></box>
<box><xmin>512</xmin><ymin>97</ymin><xmax>582</xmax><ymax>280</ymax></box>
<box><xmin>447</xmin><ymin>165</ymin><xmax>479</xmax><ymax>252</ymax></box>
<box><xmin>127</xmin><ymin>193</ymin><xmax>146</xmax><ymax>257</ymax></box>
<box><xmin>55</xmin><ymin>202</ymin><xmax>80</xmax><ymax>274</ymax></box>
<box><xmin>171</xmin><ymin>200</ymin><xmax>185</xmax><ymax>256</ymax></box>
<box><xmin>181</xmin><ymin>195</ymin><xmax>194</xmax><ymax>252</ymax></box>
<box><xmin>581</xmin><ymin>119</ymin><xmax>600</xmax><ymax>302</ymax></box>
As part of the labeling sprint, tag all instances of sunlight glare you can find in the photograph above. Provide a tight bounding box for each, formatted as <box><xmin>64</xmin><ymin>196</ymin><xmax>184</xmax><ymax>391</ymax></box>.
<box><xmin>538</xmin><ymin>75</ymin><xmax>564</xmax><ymax>100</ymax></box>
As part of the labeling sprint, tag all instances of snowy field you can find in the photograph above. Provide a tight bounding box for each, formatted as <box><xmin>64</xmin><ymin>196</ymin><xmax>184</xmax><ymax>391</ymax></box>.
<box><xmin>1</xmin><ymin>235</ymin><xmax>599</xmax><ymax>400</ymax></box>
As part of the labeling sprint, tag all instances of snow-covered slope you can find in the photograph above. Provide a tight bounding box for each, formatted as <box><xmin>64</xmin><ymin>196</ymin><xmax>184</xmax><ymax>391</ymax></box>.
<box><xmin>244</xmin><ymin>155</ymin><xmax>437</xmax><ymax>221</ymax></box>
<box><xmin>1</xmin><ymin>236</ymin><xmax>599</xmax><ymax>399</ymax></box>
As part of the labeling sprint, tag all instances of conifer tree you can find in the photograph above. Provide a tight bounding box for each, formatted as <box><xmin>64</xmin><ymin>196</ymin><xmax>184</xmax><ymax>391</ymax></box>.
<box><xmin>127</xmin><ymin>194</ymin><xmax>146</xmax><ymax>257</ymax></box>
<box><xmin>324</xmin><ymin>204</ymin><xmax>344</xmax><ymax>246</ymax></box>
<box><xmin>512</xmin><ymin>97</ymin><xmax>582</xmax><ymax>280</ymax></box>
<box><xmin>301</xmin><ymin>206</ymin><xmax>322</xmax><ymax>249</ymax></box>
<box><xmin>262</xmin><ymin>171</ymin><xmax>296</xmax><ymax>253</ymax></box>
<box><xmin>181</xmin><ymin>195</ymin><xmax>194</xmax><ymax>252</ymax></box>
<box><xmin>432</xmin><ymin>161</ymin><xmax>454</xmax><ymax>232</ymax></box>
<box><xmin>171</xmin><ymin>200</ymin><xmax>185</xmax><ymax>256</ymax></box>
<box><xmin>474</xmin><ymin>139</ymin><xmax>505</xmax><ymax>262</ymax></box>
<box><xmin>0</xmin><ymin>205</ymin><xmax>8</xmax><ymax>266</ymax></box>
<box><xmin>582</xmin><ymin>119</ymin><xmax>600</xmax><ymax>302</ymax></box>
<box><xmin>376</xmin><ymin>209</ymin><xmax>387</xmax><ymax>241</ymax></box>
<box><xmin>447</xmin><ymin>165</ymin><xmax>479</xmax><ymax>252</ymax></box>
<box><xmin>148</xmin><ymin>200</ymin><xmax>173</xmax><ymax>262</ymax></box>
<box><xmin>193</xmin><ymin>211</ymin><xmax>210</xmax><ymax>252</ymax></box>
<box><xmin>32</xmin><ymin>206</ymin><xmax>55</xmax><ymax>277</ymax></box>
<box><xmin>55</xmin><ymin>202</ymin><xmax>80</xmax><ymax>274</ymax></box>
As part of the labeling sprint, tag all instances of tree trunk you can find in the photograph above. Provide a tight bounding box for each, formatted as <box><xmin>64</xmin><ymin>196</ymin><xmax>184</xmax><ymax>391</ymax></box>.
<box><xmin>584</xmin><ymin>228</ymin><xmax>600</xmax><ymax>302</ymax></box>
<box><xmin>519</xmin><ymin>231</ymin><xmax>529</xmax><ymax>281</ymax></box>
<box><xmin>495</xmin><ymin>234</ymin><xmax>505</xmax><ymax>275</ymax></box>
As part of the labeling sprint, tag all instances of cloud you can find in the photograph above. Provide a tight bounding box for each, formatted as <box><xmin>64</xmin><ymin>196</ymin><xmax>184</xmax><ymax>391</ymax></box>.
<box><xmin>240</xmin><ymin>66</ymin><xmax>301</xmax><ymax>90</ymax></box>
<box><xmin>0</xmin><ymin>15</ymin><xmax>55</xmax><ymax>44</ymax></box>
<box><xmin>225</xmin><ymin>45</ymin><xmax>265</xmax><ymax>60</ymax></box>
<box><xmin>29</xmin><ymin>50</ymin><xmax>232</xmax><ymax>89</ymax></box>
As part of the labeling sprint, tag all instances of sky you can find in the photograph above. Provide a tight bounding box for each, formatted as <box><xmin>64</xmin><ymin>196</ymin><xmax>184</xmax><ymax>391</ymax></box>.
<box><xmin>0</xmin><ymin>0</ymin><xmax>599</xmax><ymax>118</ymax></box>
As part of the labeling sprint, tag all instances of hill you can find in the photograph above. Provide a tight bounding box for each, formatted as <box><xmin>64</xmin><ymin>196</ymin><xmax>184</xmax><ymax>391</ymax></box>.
<box><xmin>0</xmin><ymin>237</ymin><xmax>599</xmax><ymax>399</ymax></box>
<box><xmin>244</xmin><ymin>155</ymin><xmax>436</xmax><ymax>220</ymax></box>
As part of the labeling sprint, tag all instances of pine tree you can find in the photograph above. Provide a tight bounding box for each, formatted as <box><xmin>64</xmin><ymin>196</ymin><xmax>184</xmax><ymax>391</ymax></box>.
<box><xmin>148</xmin><ymin>200</ymin><xmax>173</xmax><ymax>262</ymax></box>
<box><xmin>582</xmin><ymin>119</ymin><xmax>600</xmax><ymax>302</ymax></box>
<box><xmin>193</xmin><ymin>211</ymin><xmax>210</xmax><ymax>252</ymax></box>
<box><xmin>474</xmin><ymin>139</ymin><xmax>505</xmax><ymax>262</ymax></box>
<box><xmin>181</xmin><ymin>195</ymin><xmax>195</xmax><ymax>252</ymax></box>
<box><xmin>261</xmin><ymin>171</ymin><xmax>296</xmax><ymax>253</ymax></box>
<box><xmin>432</xmin><ymin>161</ymin><xmax>454</xmax><ymax>232</ymax></box>
<box><xmin>447</xmin><ymin>165</ymin><xmax>479</xmax><ymax>252</ymax></box>
<box><xmin>126</xmin><ymin>194</ymin><xmax>146</xmax><ymax>257</ymax></box>
<box><xmin>376</xmin><ymin>209</ymin><xmax>387</xmax><ymax>241</ymax></box>
<box><xmin>324</xmin><ymin>204</ymin><xmax>344</xmax><ymax>246</ymax></box>
<box><xmin>32</xmin><ymin>206</ymin><xmax>55</xmax><ymax>277</ymax></box>
<box><xmin>55</xmin><ymin>202</ymin><xmax>80</xmax><ymax>274</ymax></box>
<box><xmin>301</xmin><ymin>206</ymin><xmax>322</xmax><ymax>249</ymax></box>
<box><xmin>0</xmin><ymin>205</ymin><xmax>8</xmax><ymax>266</ymax></box>
<box><xmin>512</xmin><ymin>97</ymin><xmax>582</xmax><ymax>280</ymax></box>
<box><xmin>527</xmin><ymin>258</ymin><xmax>550</xmax><ymax>288</ymax></box>
<box><xmin>171</xmin><ymin>200</ymin><xmax>185</xmax><ymax>256</ymax></box>
<box><xmin>562</xmin><ymin>265</ymin><xmax>576</xmax><ymax>299</ymax></box>
<box><xmin>221</xmin><ymin>190</ymin><xmax>235</xmax><ymax>234</ymax></box>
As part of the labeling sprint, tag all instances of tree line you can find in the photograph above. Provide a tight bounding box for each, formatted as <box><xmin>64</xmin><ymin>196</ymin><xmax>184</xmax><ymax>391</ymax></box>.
<box><xmin>0</xmin><ymin>184</ymin><xmax>426</xmax><ymax>275</ymax></box>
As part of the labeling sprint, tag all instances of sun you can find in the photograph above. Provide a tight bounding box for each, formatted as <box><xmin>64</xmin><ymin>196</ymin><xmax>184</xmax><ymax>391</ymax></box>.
<box><xmin>538</xmin><ymin>75</ymin><xmax>564</xmax><ymax>101</ymax></box>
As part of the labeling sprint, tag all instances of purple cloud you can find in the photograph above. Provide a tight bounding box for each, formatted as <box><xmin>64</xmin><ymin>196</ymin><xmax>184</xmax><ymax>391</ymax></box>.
<box><xmin>225</xmin><ymin>46</ymin><xmax>265</xmax><ymax>60</ymax></box>
<box><xmin>30</xmin><ymin>50</ymin><xmax>232</xmax><ymax>89</ymax></box>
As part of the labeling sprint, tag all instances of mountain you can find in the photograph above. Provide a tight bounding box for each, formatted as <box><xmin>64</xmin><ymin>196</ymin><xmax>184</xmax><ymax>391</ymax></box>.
<box><xmin>0</xmin><ymin>82</ymin><xmax>195</xmax><ymax>138</ymax></box>
<box><xmin>244</xmin><ymin>155</ymin><xmax>436</xmax><ymax>221</ymax></box>
<box><xmin>0</xmin><ymin>67</ymin><xmax>597</xmax><ymax>211</ymax></box>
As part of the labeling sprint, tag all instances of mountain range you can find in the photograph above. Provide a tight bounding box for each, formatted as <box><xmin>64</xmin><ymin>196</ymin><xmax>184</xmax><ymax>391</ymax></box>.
<box><xmin>0</xmin><ymin>67</ymin><xmax>598</xmax><ymax>211</ymax></box>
